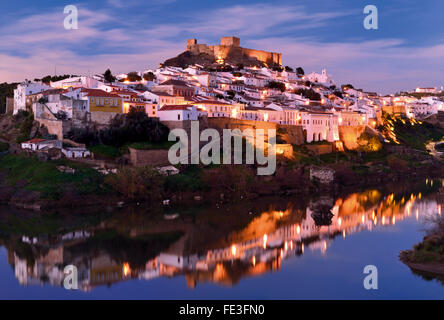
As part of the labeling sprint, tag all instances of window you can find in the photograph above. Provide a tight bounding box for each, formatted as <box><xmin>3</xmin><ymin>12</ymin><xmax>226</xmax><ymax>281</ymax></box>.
<box><xmin>178</xmin><ymin>114</ymin><xmax>181</xmax><ymax>120</ymax></box>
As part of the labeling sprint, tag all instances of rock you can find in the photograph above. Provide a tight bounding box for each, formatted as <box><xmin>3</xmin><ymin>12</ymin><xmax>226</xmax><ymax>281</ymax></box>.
<box><xmin>194</xmin><ymin>195</ymin><xmax>202</xmax><ymax>201</ymax></box>
<box><xmin>163</xmin><ymin>199</ymin><xmax>170</xmax><ymax>205</ymax></box>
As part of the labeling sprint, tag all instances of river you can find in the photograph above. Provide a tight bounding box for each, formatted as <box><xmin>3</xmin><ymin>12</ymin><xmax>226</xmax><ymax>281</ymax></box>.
<box><xmin>1</xmin><ymin>179</ymin><xmax>444</xmax><ymax>299</ymax></box>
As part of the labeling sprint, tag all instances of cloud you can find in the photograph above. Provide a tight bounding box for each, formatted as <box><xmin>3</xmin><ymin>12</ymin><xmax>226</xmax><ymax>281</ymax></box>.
<box><xmin>0</xmin><ymin>2</ymin><xmax>442</xmax><ymax>93</ymax></box>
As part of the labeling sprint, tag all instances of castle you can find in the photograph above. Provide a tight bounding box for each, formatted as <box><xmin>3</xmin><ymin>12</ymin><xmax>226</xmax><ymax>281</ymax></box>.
<box><xmin>186</xmin><ymin>36</ymin><xmax>282</xmax><ymax>67</ymax></box>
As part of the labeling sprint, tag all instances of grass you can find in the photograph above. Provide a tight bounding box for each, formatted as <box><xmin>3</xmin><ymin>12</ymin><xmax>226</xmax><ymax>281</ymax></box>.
<box><xmin>129</xmin><ymin>141</ymin><xmax>176</xmax><ymax>150</ymax></box>
<box><xmin>88</xmin><ymin>144</ymin><xmax>121</xmax><ymax>159</ymax></box>
<box><xmin>0</xmin><ymin>154</ymin><xmax>109</xmax><ymax>199</ymax></box>
<box><xmin>0</xmin><ymin>141</ymin><xmax>9</xmax><ymax>152</ymax></box>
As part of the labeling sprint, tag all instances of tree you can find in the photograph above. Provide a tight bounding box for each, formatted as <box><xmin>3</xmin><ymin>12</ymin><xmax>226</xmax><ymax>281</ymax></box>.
<box><xmin>342</xmin><ymin>84</ymin><xmax>354</xmax><ymax>90</ymax></box>
<box><xmin>127</xmin><ymin>72</ymin><xmax>142</xmax><ymax>82</ymax></box>
<box><xmin>296</xmin><ymin>67</ymin><xmax>305</xmax><ymax>75</ymax></box>
<box><xmin>357</xmin><ymin>132</ymin><xmax>382</xmax><ymax>152</ymax></box>
<box><xmin>236</xmin><ymin>63</ymin><xmax>244</xmax><ymax>70</ymax></box>
<box><xmin>267</xmin><ymin>81</ymin><xmax>286</xmax><ymax>92</ymax></box>
<box><xmin>99</xmin><ymin>108</ymin><xmax>170</xmax><ymax>147</ymax></box>
<box><xmin>143</xmin><ymin>72</ymin><xmax>155</xmax><ymax>82</ymax></box>
<box><xmin>105</xmin><ymin>166</ymin><xmax>165</xmax><ymax>201</ymax></box>
<box><xmin>293</xmin><ymin>88</ymin><xmax>321</xmax><ymax>101</ymax></box>
<box><xmin>285</xmin><ymin>66</ymin><xmax>294</xmax><ymax>72</ymax></box>
<box><xmin>103</xmin><ymin>69</ymin><xmax>116</xmax><ymax>83</ymax></box>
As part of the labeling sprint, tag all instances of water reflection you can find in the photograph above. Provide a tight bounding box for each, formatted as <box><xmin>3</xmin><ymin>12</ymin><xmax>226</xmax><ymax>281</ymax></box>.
<box><xmin>1</xmin><ymin>179</ymin><xmax>443</xmax><ymax>292</ymax></box>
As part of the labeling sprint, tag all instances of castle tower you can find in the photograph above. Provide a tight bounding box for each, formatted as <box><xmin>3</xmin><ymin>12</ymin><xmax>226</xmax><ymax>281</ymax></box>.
<box><xmin>220</xmin><ymin>36</ymin><xmax>240</xmax><ymax>47</ymax></box>
<box><xmin>187</xmin><ymin>39</ymin><xmax>197</xmax><ymax>50</ymax></box>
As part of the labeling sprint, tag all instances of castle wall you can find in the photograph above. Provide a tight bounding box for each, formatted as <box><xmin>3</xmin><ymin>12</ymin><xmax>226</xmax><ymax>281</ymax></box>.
<box><xmin>186</xmin><ymin>37</ymin><xmax>282</xmax><ymax>66</ymax></box>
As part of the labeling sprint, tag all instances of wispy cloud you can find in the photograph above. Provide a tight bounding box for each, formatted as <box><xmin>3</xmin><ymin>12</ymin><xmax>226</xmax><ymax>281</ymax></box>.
<box><xmin>0</xmin><ymin>2</ymin><xmax>442</xmax><ymax>93</ymax></box>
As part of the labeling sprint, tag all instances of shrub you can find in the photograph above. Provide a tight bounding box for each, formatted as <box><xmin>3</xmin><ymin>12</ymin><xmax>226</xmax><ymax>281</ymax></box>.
<box><xmin>105</xmin><ymin>166</ymin><xmax>164</xmax><ymax>201</ymax></box>
<box><xmin>387</xmin><ymin>155</ymin><xmax>409</xmax><ymax>172</ymax></box>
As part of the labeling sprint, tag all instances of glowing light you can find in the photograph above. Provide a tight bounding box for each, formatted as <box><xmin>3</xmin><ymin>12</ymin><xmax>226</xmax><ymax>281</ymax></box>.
<box><xmin>361</xmin><ymin>215</ymin><xmax>365</xmax><ymax>223</ymax></box>
<box><xmin>338</xmin><ymin>217</ymin><xmax>342</xmax><ymax>227</ymax></box>
<box><xmin>231</xmin><ymin>244</ymin><xmax>237</xmax><ymax>256</ymax></box>
<box><xmin>342</xmin><ymin>230</ymin><xmax>346</xmax><ymax>238</ymax></box>
<box><xmin>263</xmin><ymin>234</ymin><xmax>268</xmax><ymax>249</ymax></box>
<box><xmin>392</xmin><ymin>216</ymin><xmax>396</xmax><ymax>225</ymax></box>
<box><xmin>123</xmin><ymin>262</ymin><xmax>131</xmax><ymax>277</ymax></box>
<box><xmin>296</xmin><ymin>225</ymin><xmax>300</xmax><ymax>234</ymax></box>
<box><xmin>252</xmin><ymin>256</ymin><xmax>256</xmax><ymax>266</ymax></box>
<box><xmin>302</xmin><ymin>243</ymin><xmax>304</xmax><ymax>254</ymax></box>
<box><xmin>284</xmin><ymin>241</ymin><xmax>288</xmax><ymax>251</ymax></box>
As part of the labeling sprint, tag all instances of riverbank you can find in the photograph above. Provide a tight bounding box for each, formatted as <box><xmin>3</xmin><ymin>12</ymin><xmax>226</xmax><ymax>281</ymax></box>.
<box><xmin>400</xmin><ymin>215</ymin><xmax>444</xmax><ymax>283</ymax></box>
<box><xmin>1</xmin><ymin>145</ymin><xmax>444</xmax><ymax>211</ymax></box>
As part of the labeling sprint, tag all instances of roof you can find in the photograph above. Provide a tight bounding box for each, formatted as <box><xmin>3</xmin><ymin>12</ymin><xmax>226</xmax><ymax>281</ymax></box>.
<box><xmin>23</xmin><ymin>138</ymin><xmax>46</xmax><ymax>144</ymax></box>
<box><xmin>159</xmin><ymin>104</ymin><xmax>194</xmax><ymax>111</ymax></box>
<box><xmin>158</xmin><ymin>79</ymin><xmax>190</xmax><ymax>87</ymax></box>
<box><xmin>193</xmin><ymin>100</ymin><xmax>231</xmax><ymax>105</ymax></box>
<box><xmin>81</xmin><ymin>88</ymin><xmax>121</xmax><ymax>98</ymax></box>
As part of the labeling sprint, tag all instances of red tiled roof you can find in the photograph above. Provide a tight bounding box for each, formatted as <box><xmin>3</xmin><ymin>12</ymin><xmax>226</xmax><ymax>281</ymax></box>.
<box><xmin>24</xmin><ymin>138</ymin><xmax>46</xmax><ymax>144</ymax></box>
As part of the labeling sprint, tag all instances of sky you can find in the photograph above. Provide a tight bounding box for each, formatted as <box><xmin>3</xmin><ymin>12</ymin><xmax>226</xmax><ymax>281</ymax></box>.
<box><xmin>0</xmin><ymin>0</ymin><xmax>443</xmax><ymax>94</ymax></box>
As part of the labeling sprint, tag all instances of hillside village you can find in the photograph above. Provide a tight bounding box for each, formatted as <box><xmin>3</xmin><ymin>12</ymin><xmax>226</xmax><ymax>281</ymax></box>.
<box><xmin>1</xmin><ymin>36</ymin><xmax>444</xmax><ymax>208</ymax></box>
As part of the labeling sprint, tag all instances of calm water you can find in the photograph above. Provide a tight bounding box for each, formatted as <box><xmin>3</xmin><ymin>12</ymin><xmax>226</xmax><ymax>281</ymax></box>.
<box><xmin>1</xmin><ymin>180</ymin><xmax>444</xmax><ymax>300</ymax></box>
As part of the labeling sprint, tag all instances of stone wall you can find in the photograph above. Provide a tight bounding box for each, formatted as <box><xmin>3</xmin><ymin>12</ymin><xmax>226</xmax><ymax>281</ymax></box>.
<box><xmin>5</xmin><ymin>97</ymin><xmax>14</xmax><ymax>114</ymax></box>
<box><xmin>338</xmin><ymin>125</ymin><xmax>366</xmax><ymax>150</ymax></box>
<box><xmin>186</xmin><ymin>37</ymin><xmax>282</xmax><ymax>66</ymax></box>
<box><xmin>129</xmin><ymin>148</ymin><xmax>170</xmax><ymax>167</ymax></box>
<box><xmin>278</xmin><ymin>125</ymin><xmax>305</xmax><ymax>145</ymax></box>
<box><xmin>91</xmin><ymin>111</ymin><xmax>119</xmax><ymax>126</ymax></box>
<box><xmin>35</xmin><ymin>118</ymin><xmax>71</xmax><ymax>140</ymax></box>
<box><xmin>306</xmin><ymin>144</ymin><xmax>333</xmax><ymax>155</ymax></box>
<box><xmin>310</xmin><ymin>167</ymin><xmax>335</xmax><ymax>184</ymax></box>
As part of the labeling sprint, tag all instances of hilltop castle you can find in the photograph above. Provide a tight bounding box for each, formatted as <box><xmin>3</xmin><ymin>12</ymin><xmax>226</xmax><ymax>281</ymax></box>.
<box><xmin>185</xmin><ymin>36</ymin><xmax>282</xmax><ymax>67</ymax></box>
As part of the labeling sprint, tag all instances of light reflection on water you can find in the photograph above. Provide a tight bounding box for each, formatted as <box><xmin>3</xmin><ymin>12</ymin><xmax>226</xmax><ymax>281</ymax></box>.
<box><xmin>1</xmin><ymin>179</ymin><xmax>444</xmax><ymax>299</ymax></box>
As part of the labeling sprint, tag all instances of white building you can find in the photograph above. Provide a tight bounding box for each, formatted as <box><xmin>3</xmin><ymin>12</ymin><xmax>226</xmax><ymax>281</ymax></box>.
<box><xmin>158</xmin><ymin>105</ymin><xmax>198</xmax><ymax>121</ymax></box>
<box><xmin>301</xmin><ymin>112</ymin><xmax>339</xmax><ymax>142</ymax></box>
<box><xmin>62</xmin><ymin>147</ymin><xmax>91</xmax><ymax>158</ymax></box>
<box><xmin>306</xmin><ymin>69</ymin><xmax>335</xmax><ymax>87</ymax></box>
<box><xmin>50</xmin><ymin>76</ymin><xmax>101</xmax><ymax>89</ymax></box>
<box><xmin>13</xmin><ymin>82</ymin><xmax>51</xmax><ymax>115</ymax></box>
<box><xmin>415</xmin><ymin>87</ymin><xmax>437</xmax><ymax>93</ymax></box>
<box><xmin>21</xmin><ymin>139</ymin><xmax>62</xmax><ymax>151</ymax></box>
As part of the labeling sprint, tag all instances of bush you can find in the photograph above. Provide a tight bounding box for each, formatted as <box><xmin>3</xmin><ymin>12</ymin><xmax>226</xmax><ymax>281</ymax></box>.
<box><xmin>105</xmin><ymin>166</ymin><xmax>164</xmax><ymax>201</ymax></box>
<box><xmin>0</xmin><ymin>141</ymin><xmax>9</xmax><ymax>152</ymax></box>
<box><xmin>99</xmin><ymin>109</ymin><xmax>170</xmax><ymax>147</ymax></box>
<box><xmin>387</xmin><ymin>155</ymin><xmax>409</xmax><ymax>172</ymax></box>
<box><xmin>201</xmin><ymin>165</ymin><xmax>254</xmax><ymax>199</ymax></box>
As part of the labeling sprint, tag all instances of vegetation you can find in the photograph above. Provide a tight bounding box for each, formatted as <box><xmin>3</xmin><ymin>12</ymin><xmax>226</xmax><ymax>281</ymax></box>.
<box><xmin>88</xmin><ymin>144</ymin><xmax>121</xmax><ymax>159</ymax></box>
<box><xmin>293</xmin><ymin>88</ymin><xmax>321</xmax><ymax>101</ymax></box>
<box><xmin>380</xmin><ymin>113</ymin><xmax>444</xmax><ymax>151</ymax></box>
<box><xmin>296</xmin><ymin>67</ymin><xmax>305</xmax><ymax>75</ymax></box>
<box><xmin>401</xmin><ymin>215</ymin><xmax>444</xmax><ymax>263</ymax></box>
<box><xmin>0</xmin><ymin>154</ymin><xmax>108</xmax><ymax>199</ymax></box>
<box><xmin>103</xmin><ymin>69</ymin><xmax>116</xmax><ymax>83</ymax></box>
<box><xmin>284</xmin><ymin>66</ymin><xmax>293</xmax><ymax>72</ymax></box>
<box><xmin>14</xmin><ymin>110</ymin><xmax>34</xmax><ymax>143</ymax></box>
<box><xmin>0</xmin><ymin>82</ymin><xmax>18</xmax><ymax>114</ymax></box>
<box><xmin>69</xmin><ymin>109</ymin><xmax>170</xmax><ymax>149</ymax></box>
<box><xmin>105</xmin><ymin>166</ymin><xmax>164</xmax><ymax>201</ymax></box>
<box><xmin>34</xmin><ymin>74</ymin><xmax>77</xmax><ymax>84</ymax></box>
<box><xmin>0</xmin><ymin>141</ymin><xmax>9</xmax><ymax>152</ymax></box>
<box><xmin>267</xmin><ymin>81</ymin><xmax>286</xmax><ymax>92</ymax></box>
<box><xmin>143</xmin><ymin>72</ymin><xmax>155</xmax><ymax>82</ymax></box>
<box><xmin>357</xmin><ymin>132</ymin><xmax>383</xmax><ymax>152</ymax></box>
<box><xmin>125</xmin><ymin>72</ymin><xmax>142</xmax><ymax>82</ymax></box>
